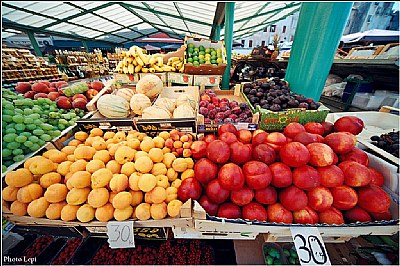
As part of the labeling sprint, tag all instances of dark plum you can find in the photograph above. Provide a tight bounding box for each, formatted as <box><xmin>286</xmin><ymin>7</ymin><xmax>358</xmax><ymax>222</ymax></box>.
<box><xmin>244</xmin><ymin>87</ymin><xmax>251</xmax><ymax>94</ymax></box>
<box><xmin>270</xmin><ymin>104</ymin><xmax>282</xmax><ymax>111</ymax></box>
<box><xmin>256</xmin><ymin>92</ymin><xmax>264</xmax><ymax>98</ymax></box>
<box><xmin>250</xmin><ymin>89</ymin><xmax>257</xmax><ymax>95</ymax></box>
<box><xmin>272</xmin><ymin>98</ymin><xmax>281</xmax><ymax>104</ymax></box>
<box><xmin>260</xmin><ymin>99</ymin><xmax>268</xmax><ymax>106</ymax></box>
<box><xmin>281</xmin><ymin>103</ymin><xmax>288</xmax><ymax>109</ymax></box>
<box><xmin>298</xmin><ymin>102</ymin><xmax>309</xmax><ymax>109</ymax></box>
<box><xmin>262</xmin><ymin>104</ymin><xmax>270</xmax><ymax>109</ymax></box>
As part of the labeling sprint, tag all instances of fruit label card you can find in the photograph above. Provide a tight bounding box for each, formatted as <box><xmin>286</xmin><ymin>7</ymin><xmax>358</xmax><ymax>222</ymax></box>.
<box><xmin>107</xmin><ymin>221</ymin><xmax>135</xmax><ymax>249</ymax></box>
<box><xmin>290</xmin><ymin>227</ymin><xmax>331</xmax><ymax>265</ymax></box>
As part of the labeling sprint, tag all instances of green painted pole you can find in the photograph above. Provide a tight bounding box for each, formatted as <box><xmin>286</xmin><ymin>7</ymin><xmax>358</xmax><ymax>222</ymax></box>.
<box><xmin>82</xmin><ymin>40</ymin><xmax>89</xmax><ymax>52</ymax></box>
<box><xmin>284</xmin><ymin>2</ymin><xmax>353</xmax><ymax>101</ymax></box>
<box><xmin>214</xmin><ymin>24</ymin><xmax>221</xmax><ymax>41</ymax></box>
<box><xmin>222</xmin><ymin>2</ymin><xmax>234</xmax><ymax>90</ymax></box>
<box><xmin>26</xmin><ymin>31</ymin><xmax>42</xmax><ymax>57</ymax></box>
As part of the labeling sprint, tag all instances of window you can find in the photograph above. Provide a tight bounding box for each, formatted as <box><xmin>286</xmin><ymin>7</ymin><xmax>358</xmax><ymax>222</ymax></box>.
<box><xmin>241</xmin><ymin>40</ymin><xmax>245</xmax><ymax>46</ymax></box>
<box><xmin>375</xmin><ymin>7</ymin><xmax>381</xmax><ymax>15</ymax></box>
<box><xmin>270</xmin><ymin>25</ymin><xmax>276</xmax><ymax>32</ymax></box>
<box><xmin>367</xmin><ymin>15</ymin><xmax>372</xmax><ymax>23</ymax></box>
<box><xmin>249</xmin><ymin>40</ymin><xmax>253</xmax><ymax>47</ymax></box>
<box><xmin>282</xmin><ymin>26</ymin><xmax>287</xmax><ymax>33</ymax></box>
<box><xmin>261</xmin><ymin>40</ymin><xmax>266</xmax><ymax>46</ymax></box>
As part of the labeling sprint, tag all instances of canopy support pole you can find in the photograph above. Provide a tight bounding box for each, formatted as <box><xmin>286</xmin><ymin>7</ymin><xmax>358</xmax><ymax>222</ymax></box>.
<box><xmin>82</xmin><ymin>40</ymin><xmax>89</xmax><ymax>52</ymax></box>
<box><xmin>222</xmin><ymin>2</ymin><xmax>234</xmax><ymax>90</ymax></box>
<box><xmin>26</xmin><ymin>30</ymin><xmax>42</xmax><ymax>57</ymax></box>
<box><xmin>213</xmin><ymin>25</ymin><xmax>221</xmax><ymax>41</ymax></box>
<box><xmin>284</xmin><ymin>2</ymin><xmax>353</xmax><ymax>101</ymax></box>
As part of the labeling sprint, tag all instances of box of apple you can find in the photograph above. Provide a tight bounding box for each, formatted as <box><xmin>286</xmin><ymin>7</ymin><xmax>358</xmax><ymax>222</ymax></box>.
<box><xmin>15</xmin><ymin>80</ymin><xmax>105</xmax><ymax>111</ymax></box>
<box><xmin>178</xmin><ymin>115</ymin><xmax>397</xmax><ymax>225</ymax></box>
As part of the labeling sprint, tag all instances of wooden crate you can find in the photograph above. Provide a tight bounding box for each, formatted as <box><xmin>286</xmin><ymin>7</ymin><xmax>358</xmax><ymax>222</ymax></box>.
<box><xmin>375</xmin><ymin>43</ymin><xmax>399</xmax><ymax>60</ymax></box>
<box><xmin>345</xmin><ymin>45</ymin><xmax>385</xmax><ymax>59</ymax></box>
<box><xmin>167</xmin><ymin>72</ymin><xmax>193</xmax><ymax>86</ymax></box>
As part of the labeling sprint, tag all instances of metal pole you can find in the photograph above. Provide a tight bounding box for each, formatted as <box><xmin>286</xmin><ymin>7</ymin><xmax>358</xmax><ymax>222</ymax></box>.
<box><xmin>222</xmin><ymin>2</ymin><xmax>234</xmax><ymax>90</ymax></box>
<box><xmin>82</xmin><ymin>40</ymin><xmax>89</xmax><ymax>52</ymax></box>
<box><xmin>214</xmin><ymin>24</ymin><xmax>221</xmax><ymax>41</ymax></box>
<box><xmin>26</xmin><ymin>30</ymin><xmax>43</xmax><ymax>57</ymax></box>
<box><xmin>284</xmin><ymin>2</ymin><xmax>353</xmax><ymax>101</ymax></box>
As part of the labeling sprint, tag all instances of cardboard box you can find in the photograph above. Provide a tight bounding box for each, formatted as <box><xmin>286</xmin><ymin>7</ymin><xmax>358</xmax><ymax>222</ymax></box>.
<box><xmin>113</xmin><ymin>73</ymin><xmax>139</xmax><ymax>84</ymax></box>
<box><xmin>135</xmin><ymin>86</ymin><xmax>200</xmax><ymax>136</ymax></box>
<box><xmin>139</xmin><ymin>72</ymin><xmax>168</xmax><ymax>84</ymax></box>
<box><xmin>168</xmin><ymin>72</ymin><xmax>193</xmax><ymax>85</ymax></box>
<box><xmin>193</xmin><ymin>74</ymin><xmax>221</xmax><ymax>87</ymax></box>
<box><xmin>197</xmin><ymin>85</ymin><xmax>259</xmax><ymax>133</ymax></box>
<box><xmin>77</xmin><ymin>111</ymin><xmax>136</xmax><ymax>133</ymax></box>
<box><xmin>184</xmin><ymin>36</ymin><xmax>227</xmax><ymax>75</ymax></box>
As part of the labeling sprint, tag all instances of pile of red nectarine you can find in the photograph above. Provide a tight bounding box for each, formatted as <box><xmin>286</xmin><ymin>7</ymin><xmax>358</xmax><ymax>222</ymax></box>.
<box><xmin>180</xmin><ymin>116</ymin><xmax>393</xmax><ymax>225</ymax></box>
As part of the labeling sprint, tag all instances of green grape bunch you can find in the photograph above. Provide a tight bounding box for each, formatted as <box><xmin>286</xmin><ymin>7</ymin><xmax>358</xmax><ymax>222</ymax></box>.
<box><xmin>2</xmin><ymin>88</ymin><xmax>86</xmax><ymax>173</ymax></box>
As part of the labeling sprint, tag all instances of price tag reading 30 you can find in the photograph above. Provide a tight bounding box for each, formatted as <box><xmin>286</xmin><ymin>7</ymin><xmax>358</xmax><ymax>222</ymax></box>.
<box><xmin>107</xmin><ymin>221</ymin><xmax>135</xmax><ymax>249</ymax></box>
<box><xmin>290</xmin><ymin>227</ymin><xmax>331</xmax><ymax>266</ymax></box>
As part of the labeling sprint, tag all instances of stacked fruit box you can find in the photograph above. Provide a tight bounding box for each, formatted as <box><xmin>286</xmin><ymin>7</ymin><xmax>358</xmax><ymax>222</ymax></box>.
<box><xmin>183</xmin><ymin>36</ymin><xmax>227</xmax><ymax>75</ymax></box>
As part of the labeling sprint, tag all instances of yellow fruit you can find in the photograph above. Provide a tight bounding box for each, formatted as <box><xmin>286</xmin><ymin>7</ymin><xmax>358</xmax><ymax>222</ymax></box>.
<box><xmin>134</xmin><ymin>151</ymin><xmax>149</xmax><ymax>161</ymax></box>
<box><xmin>134</xmin><ymin>156</ymin><xmax>153</xmax><ymax>173</ymax></box>
<box><xmin>172</xmin><ymin>158</ymin><xmax>188</xmax><ymax>172</ymax></box>
<box><xmin>29</xmin><ymin>157</ymin><xmax>54</xmax><ymax>175</ymax></box>
<box><xmin>86</xmin><ymin>159</ymin><xmax>106</xmax><ymax>173</ymax></box>
<box><xmin>46</xmin><ymin>201</ymin><xmax>67</xmax><ymax>220</ymax></box>
<box><xmin>70</xmin><ymin>159</ymin><xmax>88</xmax><ymax>174</ymax></box>
<box><xmin>151</xmin><ymin>163</ymin><xmax>167</xmax><ymax>176</ymax></box>
<box><xmin>24</xmin><ymin>156</ymin><xmax>42</xmax><ymax>169</ymax></box>
<box><xmin>163</xmin><ymin>153</ymin><xmax>176</xmax><ymax>168</ymax></box>
<box><xmin>87</xmin><ymin>188</ymin><xmax>109</xmax><ymax>208</ymax></box>
<box><xmin>153</xmin><ymin>137</ymin><xmax>165</xmax><ymax>148</ymax></box>
<box><xmin>115</xmin><ymin>146</ymin><xmax>136</xmax><ymax>164</ymax></box>
<box><xmin>43</xmin><ymin>150</ymin><xmax>68</xmax><ymax>163</ymax></box>
<box><xmin>121</xmin><ymin>162</ymin><xmax>136</xmax><ymax>176</ymax></box>
<box><xmin>109</xmin><ymin>191</ymin><xmax>118</xmax><ymax>204</ymax></box>
<box><xmin>106</xmin><ymin>160</ymin><xmax>122</xmax><ymax>174</ymax></box>
<box><xmin>77</xmin><ymin>204</ymin><xmax>95</xmax><ymax>222</ymax></box>
<box><xmin>114</xmin><ymin>206</ymin><xmax>133</xmax><ymax>221</ymax></box>
<box><xmin>91</xmin><ymin>168</ymin><xmax>113</xmax><ymax>188</ymax></box>
<box><xmin>165</xmin><ymin>187</ymin><xmax>178</xmax><ymax>203</ymax></box>
<box><xmin>144</xmin><ymin>192</ymin><xmax>152</xmax><ymax>204</ymax></box>
<box><xmin>137</xmin><ymin>133</ymin><xmax>147</xmax><ymax>141</ymax></box>
<box><xmin>61</xmin><ymin>146</ymin><xmax>76</xmax><ymax>155</ymax></box>
<box><xmin>10</xmin><ymin>201</ymin><xmax>28</xmax><ymax>216</ymax></box>
<box><xmin>181</xmin><ymin>169</ymin><xmax>194</xmax><ymax>181</ymax></box>
<box><xmin>103</xmin><ymin>131</ymin><xmax>115</xmax><ymax>140</ymax></box>
<box><xmin>44</xmin><ymin>183</ymin><xmax>68</xmax><ymax>203</ymax></box>
<box><xmin>130</xmin><ymin>190</ymin><xmax>144</xmax><ymax>206</ymax></box>
<box><xmin>92</xmin><ymin>139</ymin><xmax>107</xmax><ymax>151</ymax></box>
<box><xmin>67</xmin><ymin>154</ymin><xmax>76</xmax><ymax>162</ymax></box>
<box><xmin>112</xmin><ymin>191</ymin><xmax>133</xmax><ymax>209</ymax></box>
<box><xmin>75</xmin><ymin>131</ymin><xmax>89</xmax><ymax>141</ymax></box>
<box><xmin>109</xmin><ymin>174</ymin><xmax>129</xmax><ymax>192</ymax></box>
<box><xmin>167</xmin><ymin>199</ymin><xmax>183</xmax><ymax>218</ymax></box>
<box><xmin>167</xmin><ymin>168</ymin><xmax>178</xmax><ymax>182</ymax></box>
<box><xmin>5</xmin><ymin>168</ymin><xmax>33</xmax><ymax>187</ymax></box>
<box><xmin>156</xmin><ymin>175</ymin><xmax>169</xmax><ymax>189</ymax></box>
<box><xmin>69</xmin><ymin>171</ymin><xmax>91</xmax><ymax>188</ymax></box>
<box><xmin>138</xmin><ymin>174</ymin><xmax>157</xmax><ymax>192</ymax></box>
<box><xmin>95</xmin><ymin>203</ymin><xmax>114</xmax><ymax>222</ymax></box>
<box><xmin>17</xmin><ymin>183</ymin><xmax>43</xmax><ymax>203</ymax></box>
<box><xmin>113</xmin><ymin>131</ymin><xmax>126</xmax><ymax>142</ymax></box>
<box><xmin>127</xmin><ymin>138</ymin><xmax>141</xmax><ymax>150</ymax></box>
<box><xmin>140</xmin><ymin>138</ymin><xmax>155</xmax><ymax>152</ymax></box>
<box><xmin>90</xmin><ymin>128</ymin><xmax>104</xmax><ymax>137</ymax></box>
<box><xmin>149</xmin><ymin>187</ymin><xmax>167</xmax><ymax>204</ymax></box>
<box><xmin>74</xmin><ymin>146</ymin><xmax>96</xmax><ymax>160</ymax></box>
<box><xmin>27</xmin><ymin>197</ymin><xmax>49</xmax><ymax>218</ymax></box>
<box><xmin>135</xmin><ymin>203</ymin><xmax>151</xmax><ymax>221</ymax></box>
<box><xmin>148</xmin><ymin>148</ymin><xmax>163</xmax><ymax>163</ymax></box>
<box><xmin>108</xmin><ymin>143</ymin><xmax>123</xmax><ymax>156</ymax></box>
<box><xmin>61</xmin><ymin>204</ymin><xmax>80</xmax><ymax>221</ymax></box>
<box><xmin>57</xmin><ymin>161</ymin><xmax>73</xmax><ymax>176</ymax></box>
<box><xmin>39</xmin><ymin>172</ymin><xmax>61</xmax><ymax>188</ymax></box>
<box><xmin>158</xmin><ymin>131</ymin><xmax>170</xmax><ymax>140</ymax></box>
<box><xmin>171</xmin><ymin>179</ymin><xmax>182</xmax><ymax>189</ymax></box>
<box><xmin>68</xmin><ymin>139</ymin><xmax>82</xmax><ymax>147</ymax></box>
<box><xmin>150</xmin><ymin>202</ymin><xmax>167</xmax><ymax>220</ymax></box>
<box><xmin>3</xmin><ymin>186</ymin><xmax>19</xmax><ymax>202</ymax></box>
<box><xmin>93</xmin><ymin>150</ymin><xmax>111</xmax><ymax>163</ymax></box>
<box><xmin>162</xmin><ymin>147</ymin><xmax>171</xmax><ymax>154</ymax></box>
<box><xmin>184</xmin><ymin>158</ymin><xmax>194</xmax><ymax>169</ymax></box>
<box><xmin>129</xmin><ymin>172</ymin><xmax>141</xmax><ymax>191</ymax></box>
<box><xmin>66</xmin><ymin>188</ymin><xmax>91</xmax><ymax>205</ymax></box>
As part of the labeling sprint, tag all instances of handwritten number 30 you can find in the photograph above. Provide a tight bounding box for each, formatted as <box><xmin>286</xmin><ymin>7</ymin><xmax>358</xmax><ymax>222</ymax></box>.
<box><xmin>294</xmin><ymin>234</ymin><xmax>327</xmax><ymax>264</ymax></box>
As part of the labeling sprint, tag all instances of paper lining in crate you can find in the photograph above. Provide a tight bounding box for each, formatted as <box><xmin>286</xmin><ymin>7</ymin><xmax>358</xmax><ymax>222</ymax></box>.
<box><xmin>134</xmin><ymin>86</ymin><xmax>200</xmax><ymax>136</ymax></box>
<box><xmin>183</xmin><ymin>36</ymin><xmax>227</xmax><ymax>75</ymax></box>
<box><xmin>168</xmin><ymin>72</ymin><xmax>193</xmax><ymax>85</ymax></box>
<box><xmin>193</xmin><ymin>74</ymin><xmax>221</xmax><ymax>87</ymax></box>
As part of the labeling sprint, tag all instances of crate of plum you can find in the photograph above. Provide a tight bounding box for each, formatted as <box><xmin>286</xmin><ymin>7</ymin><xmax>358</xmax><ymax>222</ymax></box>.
<box><xmin>242</xmin><ymin>78</ymin><xmax>330</xmax><ymax>131</ymax></box>
<box><xmin>197</xmin><ymin>86</ymin><xmax>259</xmax><ymax>133</ymax></box>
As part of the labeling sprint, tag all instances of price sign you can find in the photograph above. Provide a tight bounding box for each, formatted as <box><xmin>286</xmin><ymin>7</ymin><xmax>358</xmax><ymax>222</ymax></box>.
<box><xmin>290</xmin><ymin>227</ymin><xmax>331</xmax><ymax>266</ymax></box>
<box><xmin>134</xmin><ymin>227</ymin><xmax>167</xmax><ymax>240</ymax></box>
<box><xmin>107</xmin><ymin>221</ymin><xmax>135</xmax><ymax>249</ymax></box>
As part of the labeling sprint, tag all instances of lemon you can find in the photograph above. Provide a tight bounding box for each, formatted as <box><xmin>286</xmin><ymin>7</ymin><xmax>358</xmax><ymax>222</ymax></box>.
<box><xmin>205</xmin><ymin>48</ymin><xmax>210</xmax><ymax>53</ymax></box>
<box><xmin>216</xmin><ymin>58</ymin><xmax>223</xmax><ymax>64</ymax></box>
<box><xmin>198</xmin><ymin>54</ymin><xmax>205</xmax><ymax>60</ymax></box>
<box><xmin>211</xmin><ymin>51</ymin><xmax>217</xmax><ymax>56</ymax></box>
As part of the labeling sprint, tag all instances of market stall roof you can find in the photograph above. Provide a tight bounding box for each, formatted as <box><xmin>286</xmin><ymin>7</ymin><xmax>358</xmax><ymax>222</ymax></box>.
<box><xmin>1</xmin><ymin>1</ymin><xmax>301</xmax><ymax>46</ymax></box>
<box><xmin>143</xmin><ymin>44</ymin><xmax>161</xmax><ymax>51</ymax></box>
<box><xmin>341</xmin><ymin>29</ymin><xmax>400</xmax><ymax>44</ymax></box>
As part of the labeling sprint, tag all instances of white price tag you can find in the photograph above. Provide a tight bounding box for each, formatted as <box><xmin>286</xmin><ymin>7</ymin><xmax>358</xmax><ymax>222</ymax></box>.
<box><xmin>290</xmin><ymin>227</ymin><xmax>331</xmax><ymax>266</ymax></box>
<box><xmin>107</xmin><ymin>221</ymin><xmax>135</xmax><ymax>249</ymax></box>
